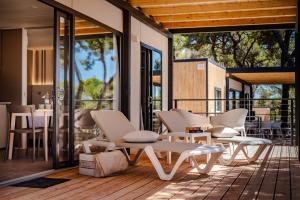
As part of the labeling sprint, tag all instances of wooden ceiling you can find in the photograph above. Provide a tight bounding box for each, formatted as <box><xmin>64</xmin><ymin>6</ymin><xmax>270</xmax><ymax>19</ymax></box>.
<box><xmin>60</xmin><ymin>18</ymin><xmax>110</xmax><ymax>36</ymax></box>
<box><xmin>230</xmin><ymin>72</ymin><xmax>295</xmax><ymax>84</ymax></box>
<box><xmin>128</xmin><ymin>0</ymin><xmax>297</xmax><ymax>29</ymax></box>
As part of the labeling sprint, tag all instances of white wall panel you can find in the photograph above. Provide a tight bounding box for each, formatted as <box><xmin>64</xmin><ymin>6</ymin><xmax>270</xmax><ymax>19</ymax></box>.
<box><xmin>55</xmin><ymin>0</ymin><xmax>123</xmax><ymax>32</ymax></box>
<box><xmin>130</xmin><ymin>17</ymin><xmax>168</xmax><ymax>129</ymax></box>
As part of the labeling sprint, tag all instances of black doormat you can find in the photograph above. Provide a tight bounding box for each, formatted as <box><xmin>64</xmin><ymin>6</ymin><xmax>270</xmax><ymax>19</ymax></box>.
<box><xmin>13</xmin><ymin>177</ymin><xmax>70</xmax><ymax>188</ymax></box>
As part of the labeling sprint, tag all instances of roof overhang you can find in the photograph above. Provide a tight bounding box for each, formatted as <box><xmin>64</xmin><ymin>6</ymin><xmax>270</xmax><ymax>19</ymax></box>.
<box><xmin>227</xmin><ymin>67</ymin><xmax>295</xmax><ymax>84</ymax></box>
<box><xmin>128</xmin><ymin>0</ymin><xmax>296</xmax><ymax>31</ymax></box>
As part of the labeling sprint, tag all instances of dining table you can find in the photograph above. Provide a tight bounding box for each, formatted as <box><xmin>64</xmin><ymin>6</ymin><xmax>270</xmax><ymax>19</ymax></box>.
<box><xmin>8</xmin><ymin>109</ymin><xmax>53</xmax><ymax>161</ymax></box>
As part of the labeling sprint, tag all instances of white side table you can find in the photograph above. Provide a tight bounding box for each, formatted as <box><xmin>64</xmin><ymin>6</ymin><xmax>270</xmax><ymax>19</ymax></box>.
<box><xmin>165</xmin><ymin>132</ymin><xmax>211</xmax><ymax>165</ymax></box>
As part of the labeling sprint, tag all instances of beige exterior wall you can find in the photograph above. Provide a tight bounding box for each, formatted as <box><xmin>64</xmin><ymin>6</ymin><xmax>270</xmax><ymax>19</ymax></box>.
<box><xmin>173</xmin><ymin>61</ymin><xmax>207</xmax><ymax>113</ymax></box>
<box><xmin>207</xmin><ymin>62</ymin><xmax>226</xmax><ymax>113</ymax></box>
<box><xmin>130</xmin><ymin>17</ymin><xmax>168</xmax><ymax>129</ymax></box>
<box><xmin>54</xmin><ymin>1</ymin><xmax>168</xmax><ymax>129</ymax></box>
<box><xmin>55</xmin><ymin>0</ymin><xmax>123</xmax><ymax>32</ymax></box>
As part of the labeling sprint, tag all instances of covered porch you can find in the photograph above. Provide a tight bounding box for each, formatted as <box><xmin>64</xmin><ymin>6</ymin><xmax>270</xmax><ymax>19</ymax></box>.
<box><xmin>0</xmin><ymin>0</ymin><xmax>299</xmax><ymax>199</ymax></box>
<box><xmin>0</xmin><ymin>145</ymin><xmax>299</xmax><ymax>199</ymax></box>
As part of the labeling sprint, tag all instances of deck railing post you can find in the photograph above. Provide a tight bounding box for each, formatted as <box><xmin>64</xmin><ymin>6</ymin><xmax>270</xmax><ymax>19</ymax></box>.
<box><xmin>291</xmin><ymin>99</ymin><xmax>294</xmax><ymax>146</ymax></box>
<box><xmin>174</xmin><ymin>99</ymin><xmax>178</xmax><ymax>109</ymax></box>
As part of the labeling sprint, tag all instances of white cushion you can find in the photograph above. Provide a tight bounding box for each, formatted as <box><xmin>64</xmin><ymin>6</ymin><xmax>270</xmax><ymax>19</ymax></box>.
<box><xmin>207</xmin><ymin>127</ymin><xmax>240</xmax><ymax>138</ymax></box>
<box><xmin>123</xmin><ymin>130</ymin><xmax>159</xmax><ymax>143</ymax></box>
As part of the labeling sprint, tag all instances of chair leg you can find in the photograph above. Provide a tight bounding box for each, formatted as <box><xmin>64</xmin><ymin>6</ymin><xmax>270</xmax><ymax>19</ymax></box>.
<box><xmin>32</xmin><ymin>132</ymin><xmax>36</xmax><ymax>162</ymax></box>
<box><xmin>219</xmin><ymin>144</ymin><xmax>246</xmax><ymax>165</ymax></box>
<box><xmin>8</xmin><ymin>132</ymin><xmax>15</xmax><ymax>160</ymax></box>
<box><xmin>37</xmin><ymin>133</ymin><xmax>41</xmax><ymax>158</ymax></box>
<box><xmin>5</xmin><ymin>131</ymin><xmax>11</xmax><ymax>160</ymax></box>
<box><xmin>26</xmin><ymin>134</ymin><xmax>29</xmax><ymax>156</ymax></box>
<box><xmin>144</xmin><ymin>146</ymin><xmax>220</xmax><ymax>181</ymax></box>
<box><xmin>241</xmin><ymin>144</ymin><xmax>271</xmax><ymax>163</ymax></box>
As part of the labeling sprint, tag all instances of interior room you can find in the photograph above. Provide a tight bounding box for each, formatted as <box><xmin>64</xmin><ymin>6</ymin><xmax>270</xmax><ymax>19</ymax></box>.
<box><xmin>0</xmin><ymin>0</ymin><xmax>54</xmax><ymax>182</ymax></box>
<box><xmin>0</xmin><ymin>0</ymin><xmax>121</xmax><ymax>183</ymax></box>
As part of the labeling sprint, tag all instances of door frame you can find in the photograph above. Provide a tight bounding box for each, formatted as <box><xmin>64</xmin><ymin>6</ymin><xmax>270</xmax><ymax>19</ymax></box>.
<box><xmin>140</xmin><ymin>42</ymin><xmax>162</xmax><ymax>131</ymax></box>
<box><xmin>53</xmin><ymin>9</ymin><xmax>75</xmax><ymax>169</ymax></box>
<box><xmin>43</xmin><ymin>1</ymin><xmax>124</xmax><ymax>169</ymax></box>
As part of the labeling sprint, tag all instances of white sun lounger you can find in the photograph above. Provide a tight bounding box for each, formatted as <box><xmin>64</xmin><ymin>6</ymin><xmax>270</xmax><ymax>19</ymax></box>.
<box><xmin>88</xmin><ymin>110</ymin><xmax>224</xmax><ymax>180</ymax></box>
<box><xmin>156</xmin><ymin>110</ymin><xmax>272</xmax><ymax>165</ymax></box>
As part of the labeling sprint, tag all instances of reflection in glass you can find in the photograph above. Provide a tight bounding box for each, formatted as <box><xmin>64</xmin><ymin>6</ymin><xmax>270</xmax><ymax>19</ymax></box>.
<box><xmin>152</xmin><ymin>51</ymin><xmax>162</xmax><ymax>112</ymax></box>
<box><xmin>57</xmin><ymin>15</ymin><xmax>71</xmax><ymax>163</ymax></box>
<box><xmin>73</xmin><ymin>17</ymin><xmax>120</xmax><ymax>159</ymax></box>
<box><xmin>152</xmin><ymin>51</ymin><xmax>162</xmax><ymax>132</ymax></box>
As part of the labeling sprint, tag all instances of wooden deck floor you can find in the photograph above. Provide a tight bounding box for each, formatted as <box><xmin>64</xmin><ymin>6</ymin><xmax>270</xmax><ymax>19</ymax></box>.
<box><xmin>0</xmin><ymin>145</ymin><xmax>299</xmax><ymax>200</ymax></box>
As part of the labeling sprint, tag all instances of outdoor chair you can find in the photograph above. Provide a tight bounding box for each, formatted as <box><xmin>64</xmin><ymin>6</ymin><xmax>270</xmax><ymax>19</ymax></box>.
<box><xmin>156</xmin><ymin>110</ymin><xmax>272</xmax><ymax>166</ymax></box>
<box><xmin>210</xmin><ymin>109</ymin><xmax>248</xmax><ymax>137</ymax></box>
<box><xmin>272</xmin><ymin>122</ymin><xmax>283</xmax><ymax>138</ymax></box>
<box><xmin>84</xmin><ymin>110</ymin><xmax>224</xmax><ymax>181</ymax></box>
<box><xmin>260</xmin><ymin>121</ymin><xmax>273</xmax><ymax>138</ymax></box>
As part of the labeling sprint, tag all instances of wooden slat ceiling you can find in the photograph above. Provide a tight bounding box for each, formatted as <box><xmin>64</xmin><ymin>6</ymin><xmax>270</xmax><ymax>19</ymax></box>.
<box><xmin>128</xmin><ymin>0</ymin><xmax>297</xmax><ymax>29</ymax></box>
<box><xmin>60</xmin><ymin>17</ymin><xmax>110</xmax><ymax>36</ymax></box>
<box><xmin>230</xmin><ymin>72</ymin><xmax>295</xmax><ymax>84</ymax></box>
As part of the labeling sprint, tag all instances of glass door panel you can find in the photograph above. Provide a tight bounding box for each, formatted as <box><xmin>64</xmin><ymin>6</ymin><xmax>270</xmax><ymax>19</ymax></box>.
<box><xmin>73</xmin><ymin>17</ymin><xmax>120</xmax><ymax>160</ymax></box>
<box><xmin>140</xmin><ymin>45</ymin><xmax>162</xmax><ymax>132</ymax></box>
<box><xmin>53</xmin><ymin>10</ymin><xmax>73</xmax><ymax>168</ymax></box>
<box><xmin>152</xmin><ymin>51</ymin><xmax>162</xmax><ymax>132</ymax></box>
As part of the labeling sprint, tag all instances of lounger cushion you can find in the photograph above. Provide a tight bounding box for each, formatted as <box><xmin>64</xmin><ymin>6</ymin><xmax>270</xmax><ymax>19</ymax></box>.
<box><xmin>215</xmin><ymin>136</ymin><xmax>272</xmax><ymax>145</ymax></box>
<box><xmin>208</xmin><ymin>127</ymin><xmax>240</xmax><ymax>138</ymax></box>
<box><xmin>123</xmin><ymin>130</ymin><xmax>159</xmax><ymax>143</ymax></box>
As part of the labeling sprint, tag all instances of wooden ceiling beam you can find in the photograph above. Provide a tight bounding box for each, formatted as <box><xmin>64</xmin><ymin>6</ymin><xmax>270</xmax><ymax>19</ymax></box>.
<box><xmin>130</xmin><ymin>0</ymin><xmax>237</xmax><ymax>7</ymax></box>
<box><xmin>154</xmin><ymin>8</ymin><xmax>296</xmax><ymax>22</ymax></box>
<box><xmin>163</xmin><ymin>16</ymin><xmax>296</xmax><ymax>29</ymax></box>
<box><xmin>60</xmin><ymin>27</ymin><xmax>109</xmax><ymax>36</ymax></box>
<box><xmin>141</xmin><ymin>0</ymin><xmax>296</xmax><ymax>16</ymax></box>
<box><xmin>75</xmin><ymin>27</ymin><xmax>110</xmax><ymax>35</ymax></box>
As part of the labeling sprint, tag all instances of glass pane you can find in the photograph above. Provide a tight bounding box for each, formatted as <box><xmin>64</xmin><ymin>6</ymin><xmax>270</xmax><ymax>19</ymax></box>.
<box><xmin>57</xmin><ymin>15</ymin><xmax>71</xmax><ymax>163</ymax></box>
<box><xmin>215</xmin><ymin>89</ymin><xmax>222</xmax><ymax>113</ymax></box>
<box><xmin>152</xmin><ymin>51</ymin><xmax>162</xmax><ymax>132</ymax></box>
<box><xmin>73</xmin><ymin>17</ymin><xmax>120</xmax><ymax>159</ymax></box>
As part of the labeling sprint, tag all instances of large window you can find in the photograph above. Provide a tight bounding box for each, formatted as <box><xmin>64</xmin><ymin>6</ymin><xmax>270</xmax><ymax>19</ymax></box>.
<box><xmin>215</xmin><ymin>87</ymin><xmax>222</xmax><ymax>113</ymax></box>
<box><xmin>73</xmin><ymin>17</ymin><xmax>120</xmax><ymax>159</ymax></box>
<box><xmin>229</xmin><ymin>89</ymin><xmax>241</xmax><ymax>110</ymax></box>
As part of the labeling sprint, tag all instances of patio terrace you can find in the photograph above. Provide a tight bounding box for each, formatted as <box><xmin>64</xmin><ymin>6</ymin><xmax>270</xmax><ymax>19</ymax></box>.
<box><xmin>0</xmin><ymin>144</ymin><xmax>299</xmax><ymax>200</ymax></box>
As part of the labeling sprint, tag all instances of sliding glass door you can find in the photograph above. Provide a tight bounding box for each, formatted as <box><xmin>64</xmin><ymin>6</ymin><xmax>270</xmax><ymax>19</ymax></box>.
<box><xmin>53</xmin><ymin>11</ymin><xmax>121</xmax><ymax>168</ymax></box>
<box><xmin>53</xmin><ymin>10</ymin><xmax>74</xmax><ymax>168</ymax></box>
<box><xmin>140</xmin><ymin>44</ymin><xmax>162</xmax><ymax>132</ymax></box>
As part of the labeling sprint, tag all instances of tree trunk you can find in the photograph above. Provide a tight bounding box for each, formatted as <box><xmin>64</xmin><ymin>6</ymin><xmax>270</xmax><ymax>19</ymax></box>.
<box><xmin>97</xmin><ymin>42</ymin><xmax>108</xmax><ymax>110</ymax></box>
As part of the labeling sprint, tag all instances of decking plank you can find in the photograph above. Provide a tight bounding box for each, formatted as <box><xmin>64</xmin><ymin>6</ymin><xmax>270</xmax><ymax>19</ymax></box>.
<box><xmin>256</xmin><ymin>145</ymin><xmax>282</xmax><ymax>200</ymax></box>
<box><xmin>133</xmin><ymin>163</ymin><xmax>194</xmax><ymax>200</ymax></box>
<box><xmin>274</xmin><ymin>145</ymin><xmax>291</xmax><ymax>199</ymax></box>
<box><xmin>222</xmin><ymin>165</ymin><xmax>256</xmax><ymax>200</ymax></box>
<box><xmin>239</xmin><ymin>144</ymin><xmax>277</xmax><ymax>200</ymax></box>
<box><xmin>290</xmin><ymin>146</ymin><xmax>300</xmax><ymax>200</ymax></box>
<box><xmin>0</xmin><ymin>145</ymin><xmax>299</xmax><ymax>200</ymax></box>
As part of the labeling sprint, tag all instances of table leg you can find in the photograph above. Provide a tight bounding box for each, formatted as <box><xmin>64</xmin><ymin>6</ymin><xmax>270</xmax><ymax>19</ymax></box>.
<box><xmin>167</xmin><ymin>135</ymin><xmax>172</xmax><ymax>165</ymax></box>
<box><xmin>8</xmin><ymin>132</ymin><xmax>14</xmax><ymax>160</ymax></box>
<box><xmin>44</xmin><ymin>114</ymin><xmax>48</xmax><ymax>161</ymax></box>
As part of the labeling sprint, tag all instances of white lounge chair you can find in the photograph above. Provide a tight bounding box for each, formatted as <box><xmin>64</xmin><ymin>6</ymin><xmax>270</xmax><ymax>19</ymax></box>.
<box><xmin>88</xmin><ymin>110</ymin><xmax>224</xmax><ymax>180</ymax></box>
<box><xmin>156</xmin><ymin>110</ymin><xmax>272</xmax><ymax>165</ymax></box>
<box><xmin>210</xmin><ymin>109</ymin><xmax>248</xmax><ymax>136</ymax></box>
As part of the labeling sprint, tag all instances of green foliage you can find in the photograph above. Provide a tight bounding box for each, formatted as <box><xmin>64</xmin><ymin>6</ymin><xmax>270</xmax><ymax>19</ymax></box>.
<box><xmin>174</xmin><ymin>30</ymin><xmax>295</xmax><ymax>68</ymax></box>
